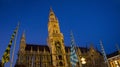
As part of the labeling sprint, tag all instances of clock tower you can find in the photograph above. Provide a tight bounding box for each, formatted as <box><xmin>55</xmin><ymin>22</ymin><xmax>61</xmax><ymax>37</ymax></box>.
<box><xmin>47</xmin><ymin>8</ymin><xmax>68</xmax><ymax>67</ymax></box>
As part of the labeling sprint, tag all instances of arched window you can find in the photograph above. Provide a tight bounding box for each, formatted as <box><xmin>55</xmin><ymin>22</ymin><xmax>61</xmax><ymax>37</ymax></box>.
<box><xmin>58</xmin><ymin>55</ymin><xmax>62</xmax><ymax>60</ymax></box>
<box><xmin>55</xmin><ymin>41</ymin><xmax>62</xmax><ymax>53</ymax></box>
<box><xmin>56</xmin><ymin>30</ymin><xmax>58</xmax><ymax>33</ymax></box>
<box><xmin>50</xmin><ymin>13</ymin><xmax>54</xmax><ymax>16</ymax></box>
<box><xmin>53</xmin><ymin>30</ymin><xmax>55</xmax><ymax>33</ymax></box>
<box><xmin>62</xmin><ymin>39</ymin><xmax>64</xmax><ymax>43</ymax></box>
<box><xmin>54</xmin><ymin>25</ymin><xmax>56</xmax><ymax>27</ymax></box>
<box><xmin>59</xmin><ymin>62</ymin><xmax>63</xmax><ymax>66</ymax></box>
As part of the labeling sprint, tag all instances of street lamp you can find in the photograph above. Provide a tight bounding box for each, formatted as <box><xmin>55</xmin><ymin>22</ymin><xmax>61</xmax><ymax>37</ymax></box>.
<box><xmin>114</xmin><ymin>60</ymin><xmax>119</xmax><ymax>67</ymax></box>
<box><xmin>81</xmin><ymin>57</ymin><xmax>86</xmax><ymax>67</ymax></box>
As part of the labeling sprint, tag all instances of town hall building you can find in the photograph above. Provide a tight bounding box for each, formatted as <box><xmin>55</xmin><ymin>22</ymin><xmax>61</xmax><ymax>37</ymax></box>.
<box><xmin>15</xmin><ymin>8</ymin><xmax>106</xmax><ymax>67</ymax></box>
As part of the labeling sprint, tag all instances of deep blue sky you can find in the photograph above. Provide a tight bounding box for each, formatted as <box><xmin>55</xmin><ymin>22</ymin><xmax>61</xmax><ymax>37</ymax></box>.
<box><xmin>0</xmin><ymin>0</ymin><xmax>120</xmax><ymax>67</ymax></box>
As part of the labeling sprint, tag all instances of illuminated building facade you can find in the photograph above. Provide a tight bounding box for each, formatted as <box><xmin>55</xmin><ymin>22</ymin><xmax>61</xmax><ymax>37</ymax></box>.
<box><xmin>108</xmin><ymin>51</ymin><xmax>120</xmax><ymax>67</ymax></box>
<box><xmin>15</xmin><ymin>8</ymin><xmax>105</xmax><ymax>67</ymax></box>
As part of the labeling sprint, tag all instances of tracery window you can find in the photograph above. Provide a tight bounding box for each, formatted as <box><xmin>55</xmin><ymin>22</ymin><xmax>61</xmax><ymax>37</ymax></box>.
<box><xmin>59</xmin><ymin>61</ymin><xmax>63</xmax><ymax>66</ymax></box>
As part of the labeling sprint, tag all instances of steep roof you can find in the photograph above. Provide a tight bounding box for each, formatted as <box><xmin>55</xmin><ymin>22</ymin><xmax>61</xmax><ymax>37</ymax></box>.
<box><xmin>107</xmin><ymin>51</ymin><xmax>120</xmax><ymax>58</ymax></box>
<box><xmin>25</xmin><ymin>44</ymin><xmax>50</xmax><ymax>52</ymax></box>
<box><xmin>25</xmin><ymin>44</ymin><xmax>89</xmax><ymax>53</ymax></box>
<box><xmin>65</xmin><ymin>46</ymin><xmax>88</xmax><ymax>53</ymax></box>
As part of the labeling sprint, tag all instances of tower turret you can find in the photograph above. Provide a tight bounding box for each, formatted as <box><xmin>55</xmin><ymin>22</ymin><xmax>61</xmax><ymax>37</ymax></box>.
<box><xmin>17</xmin><ymin>31</ymin><xmax>26</xmax><ymax>65</ymax></box>
<box><xmin>20</xmin><ymin>31</ymin><xmax>26</xmax><ymax>52</ymax></box>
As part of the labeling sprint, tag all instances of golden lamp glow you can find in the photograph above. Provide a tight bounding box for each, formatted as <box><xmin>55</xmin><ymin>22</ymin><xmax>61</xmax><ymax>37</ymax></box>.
<box><xmin>81</xmin><ymin>57</ymin><xmax>86</xmax><ymax>64</ymax></box>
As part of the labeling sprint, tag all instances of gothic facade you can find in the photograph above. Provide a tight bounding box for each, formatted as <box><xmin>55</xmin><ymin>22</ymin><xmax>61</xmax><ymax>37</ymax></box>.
<box><xmin>15</xmin><ymin>8</ymin><xmax>105</xmax><ymax>67</ymax></box>
<box><xmin>107</xmin><ymin>51</ymin><xmax>120</xmax><ymax>67</ymax></box>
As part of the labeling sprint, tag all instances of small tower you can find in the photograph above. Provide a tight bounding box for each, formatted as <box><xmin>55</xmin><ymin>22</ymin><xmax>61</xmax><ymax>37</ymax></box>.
<box><xmin>89</xmin><ymin>44</ymin><xmax>97</xmax><ymax>56</ymax></box>
<box><xmin>20</xmin><ymin>31</ymin><xmax>26</xmax><ymax>52</ymax></box>
<box><xmin>47</xmin><ymin>8</ymin><xmax>68</xmax><ymax>67</ymax></box>
<box><xmin>17</xmin><ymin>31</ymin><xmax>26</xmax><ymax>65</ymax></box>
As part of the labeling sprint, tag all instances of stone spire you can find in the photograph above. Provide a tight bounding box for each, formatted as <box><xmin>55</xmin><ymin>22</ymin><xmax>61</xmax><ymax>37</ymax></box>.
<box><xmin>49</xmin><ymin>7</ymin><xmax>55</xmax><ymax>16</ymax></box>
<box><xmin>49</xmin><ymin>7</ymin><xmax>57</xmax><ymax>22</ymax></box>
<box><xmin>21</xmin><ymin>31</ymin><xmax>26</xmax><ymax>43</ymax></box>
<box><xmin>20</xmin><ymin>31</ymin><xmax>26</xmax><ymax>52</ymax></box>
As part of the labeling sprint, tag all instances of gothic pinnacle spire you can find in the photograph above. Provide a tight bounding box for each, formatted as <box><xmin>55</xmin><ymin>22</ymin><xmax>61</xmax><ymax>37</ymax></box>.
<box><xmin>20</xmin><ymin>30</ymin><xmax>26</xmax><ymax>43</ymax></box>
<box><xmin>50</xmin><ymin>7</ymin><xmax>53</xmax><ymax>12</ymax></box>
<box><xmin>22</xmin><ymin>31</ymin><xmax>25</xmax><ymax>38</ymax></box>
<box><xmin>49</xmin><ymin>7</ymin><xmax>55</xmax><ymax>16</ymax></box>
<box><xmin>49</xmin><ymin>7</ymin><xmax>57</xmax><ymax>22</ymax></box>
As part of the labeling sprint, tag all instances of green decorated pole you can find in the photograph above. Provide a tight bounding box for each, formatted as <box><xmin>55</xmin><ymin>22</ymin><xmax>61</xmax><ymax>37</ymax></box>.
<box><xmin>10</xmin><ymin>22</ymin><xmax>19</xmax><ymax>67</ymax></box>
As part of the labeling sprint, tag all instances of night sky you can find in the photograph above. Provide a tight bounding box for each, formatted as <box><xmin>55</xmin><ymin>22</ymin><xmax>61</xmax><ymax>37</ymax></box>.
<box><xmin>0</xmin><ymin>0</ymin><xmax>120</xmax><ymax>67</ymax></box>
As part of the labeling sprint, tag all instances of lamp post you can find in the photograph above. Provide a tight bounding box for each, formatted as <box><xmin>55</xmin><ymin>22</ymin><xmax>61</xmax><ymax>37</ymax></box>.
<box><xmin>81</xmin><ymin>57</ymin><xmax>86</xmax><ymax>67</ymax></box>
<box><xmin>114</xmin><ymin>60</ymin><xmax>119</xmax><ymax>67</ymax></box>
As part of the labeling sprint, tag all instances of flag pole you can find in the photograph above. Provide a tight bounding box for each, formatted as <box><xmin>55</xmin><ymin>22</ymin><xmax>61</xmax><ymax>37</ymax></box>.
<box><xmin>70</xmin><ymin>31</ymin><xmax>80</xmax><ymax>67</ymax></box>
<box><xmin>70</xmin><ymin>31</ymin><xmax>82</xmax><ymax>67</ymax></box>
<box><xmin>10</xmin><ymin>23</ymin><xmax>19</xmax><ymax>67</ymax></box>
<box><xmin>100</xmin><ymin>40</ymin><xmax>110</xmax><ymax>67</ymax></box>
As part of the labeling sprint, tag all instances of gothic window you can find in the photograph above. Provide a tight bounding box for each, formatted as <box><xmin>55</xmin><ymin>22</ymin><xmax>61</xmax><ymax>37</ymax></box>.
<box><xmin>50</xmin><ymin>17</ymin><xmax>54</xmax><ymax>20</ymax></box>
<box><xmin>39</xmin><ymin>62</ymin><xmax>42</xmax><ymax>67</ymax></box>
<box><xmin>56</xmin><ymin>56</ymin><xmax>58</xmax><ymax>60</ymax></box>
<box><xmin>62</xmin><ymin>39</ymin><xmax>64</xmax><ymax>43</ymax></box>
<box><xmin>55</xmin><ymin>41</ymin><xmax>62</xmax><ymax>53</ymax></box>
<box><xmin>26</xmin><ymin>56</ymin><xmax>28</xmax><ymax>63</ymax></box>
<box><xmin>58</xmin><ymin>55</ymin><xmax>62</xmax><ymax>60</ymax></box>
<box><xmin>34</xmin><ymin>56</ymin><xmax>36</xmax><ymax>61</ymax></box>
<box><xmin>57</xmin><ymin>63</ymin><xmax>59</xmax><ymax>66</ymax></box>
<box><xmin>40</xmin><ymin>55</ymin><xmax>41</xmax><ymax>62</ymax></box>
<box><xmin>91</xmin><ymin>54</ymin><xmax>94</xmax><ymax>57</ymax></box>
<box><xmin>50</xmin><ymin>13</ymin><xmax>54</xmax><ymax>16</ymax></box>
<box><xmin>54</xmin><ymin>25</ymin><xmax>56</xmax><ymax>27</ymax></box>
<box><xmin>53</xmin><ymin>30</ymin><xmax>55</xmax><ymax>33</ymax></box>
<box><xmin>46</xmin><ymin>56</ymin><xmax>48</xmax><ymax>60</ymax></box>
<box><xmin>51</xmin><ymin>39</ymin><xmax>53</xmax><ymax>42</ymax></box>
<box><xmin>56</xmin><ymin>30</ymin><xmax>58</xmax><ymax>33</ymax></box>
<box><xmin>59</xmin><ymin>61</ymin><xmax>63</xmax><ymax>66</ymax></box>
<box><xmin>55</xmin><ymin>41</ymin><xmax>61</xmax><ymax>47</ymax></box>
